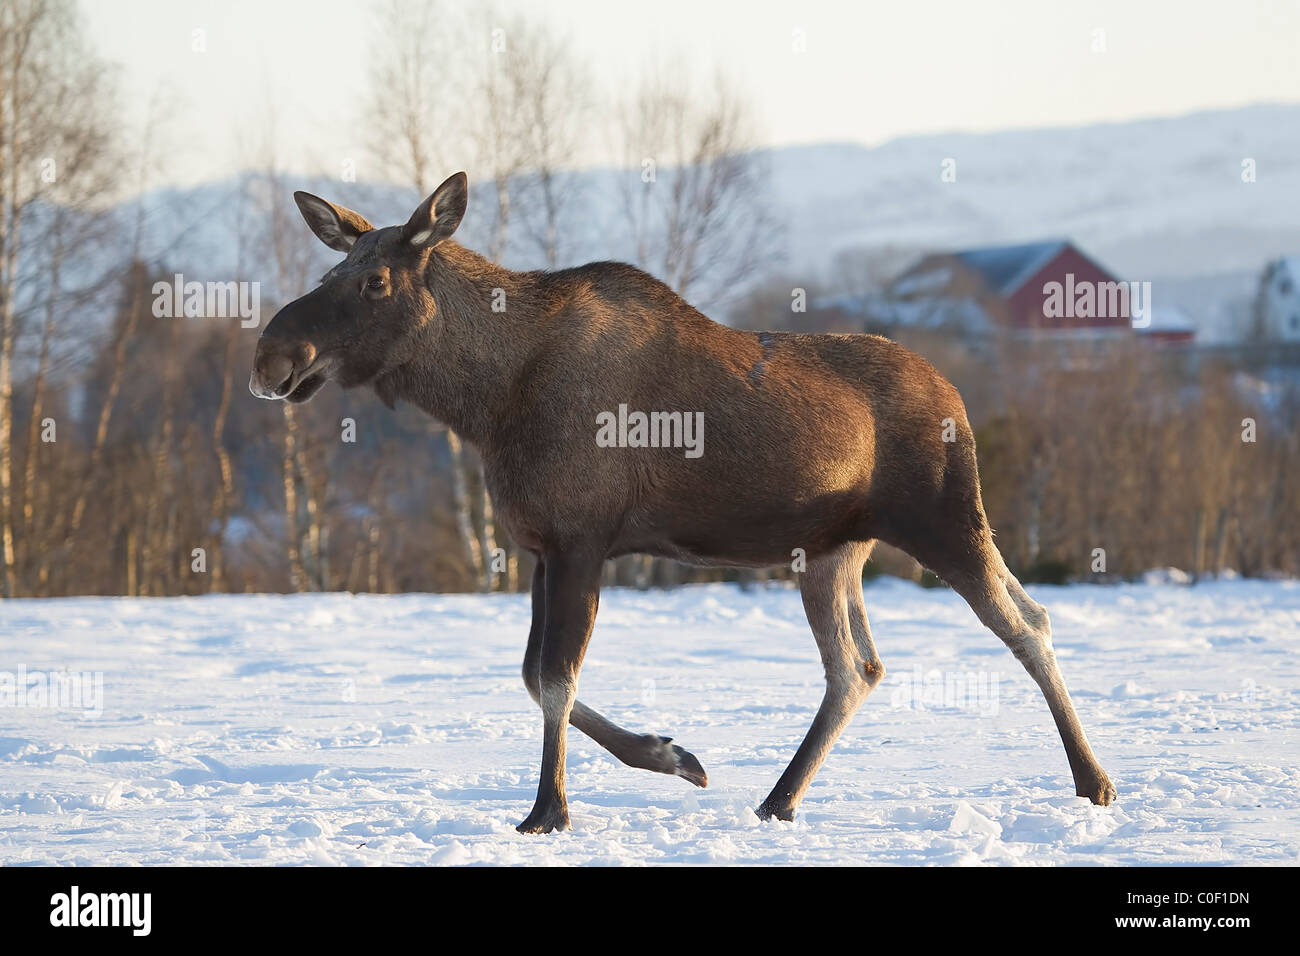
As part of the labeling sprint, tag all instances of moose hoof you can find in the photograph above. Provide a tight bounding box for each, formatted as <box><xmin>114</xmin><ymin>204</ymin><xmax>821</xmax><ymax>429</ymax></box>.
<box><xmin>516</xmin><ymin>802</ymin><xmax>571</xmax><ymax>834</ymax></box>
<box><xmin>1078</xmin><ymin>772</ymin><xmax>1118</xmax><ymax>807</ymax></box>
<box><xmin>640</xmin><ymin>735</ymin><xmax>708</xmax><ymax>787</ymax></box>
<box><xmin>667</xmin><ymin>740</ymin><xmax>708</xmax><ymax>788</ymax></box>
<box><xmin>755</xmin><ymin>799</ymin><xmax>796</xmax><ymax>822</ymax></box>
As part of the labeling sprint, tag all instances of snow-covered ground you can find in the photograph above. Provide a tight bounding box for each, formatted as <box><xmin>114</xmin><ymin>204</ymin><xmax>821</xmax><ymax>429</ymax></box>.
<box><xmin>1</xmin><ymin>578</ymin><xmax>1296</xmax><ymax>865</ymax></box>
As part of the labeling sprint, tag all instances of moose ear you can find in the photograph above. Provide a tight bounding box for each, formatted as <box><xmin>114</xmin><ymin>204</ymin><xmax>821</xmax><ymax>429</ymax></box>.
<box><xmin>401</xmin><ymin>172</ymin><xmax>468</xmax><ymax>247</ymax></box>
<box><xmin>293</xmin><ymin>192</ymin><xmax>374</xmax><ymax>253</ymax></box>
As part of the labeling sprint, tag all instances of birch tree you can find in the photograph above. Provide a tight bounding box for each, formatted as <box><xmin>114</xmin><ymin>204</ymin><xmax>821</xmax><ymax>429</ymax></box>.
<box><xmin>617</xmin><ymin>68</ymin><xmax>773</xmax><ymax>311</ymax></box>
<box><xmin>363</xmin><ymin>0</ymin><xmax>503</xmax><ymax>590</ymax></box>
<box><xmin>1</xmin><ymin>0</ymin><xmax>120</xmax><ymax>596</ymax></box>
<box><xmin>503</xmin><ymin>19</ymin><xmax>591</xmax><ymax>269</ymax></box>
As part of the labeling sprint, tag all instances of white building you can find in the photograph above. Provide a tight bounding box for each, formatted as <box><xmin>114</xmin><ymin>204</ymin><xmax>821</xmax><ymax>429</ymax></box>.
<box><xmin>1256</xmin><ymin>258</ymin><xmax>1300</xmax><ymax>342</ymax></box>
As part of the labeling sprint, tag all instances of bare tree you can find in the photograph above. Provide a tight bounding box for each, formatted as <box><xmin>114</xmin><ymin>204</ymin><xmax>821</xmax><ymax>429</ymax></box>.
<box><xmin>364</xmin><ymin>0</ymin><xmax>513</xmax><ymax>591</ymax></box>
<box><xmin>205</xmin><ymin>173</ymin><xmax>260</xmax><ymax>592</ymax></box>
<box><xmin>362</xmin><ymin>0</ymin><xmax>463</xmax><ymax>198</ymax></box>
<box><xmin>467</xmin><ymin>9</ymin><xmax>529</xmax><ymax>263</ymax></box>
<box><xmin>253</xmin><ymin>110</ymin><xmax>328</xmax><ymax>591</ymax></box>
<box><xmin>616</xmin><ymin>66</ymin><xmax>774</xmax><ymax>311</ymax></box>
<box><xmin>62</xmin><ymin>85</ymin><xmax>171</xmax><ymax>563</ymax></box>
<box><xmin>507</xmin><ymin>21</ymin><xmax>591</xmax><ymax>269</ymax></box>
<box><xmin>1</xmin><ymin>0</ymin><xmax>121</xmax><ymax>596</ymax></box>
<box><xmin>465</xmin><ymin>12</ymin><xmax>595</xmax><ymax>589</ymax></box>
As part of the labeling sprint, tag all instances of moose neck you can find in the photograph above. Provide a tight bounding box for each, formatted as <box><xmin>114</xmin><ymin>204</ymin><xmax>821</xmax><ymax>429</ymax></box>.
<box><xmin>376</xmin><ymin>242</ymin><xmax>538</xmax><ymax>449</ymax></box>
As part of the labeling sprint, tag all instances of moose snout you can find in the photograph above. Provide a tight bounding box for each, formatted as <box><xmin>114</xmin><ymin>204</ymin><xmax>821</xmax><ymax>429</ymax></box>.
<box><xmin>249</xmin><ymin>338</ymin><xmax>317</xmax><ymax>400</ymax></box>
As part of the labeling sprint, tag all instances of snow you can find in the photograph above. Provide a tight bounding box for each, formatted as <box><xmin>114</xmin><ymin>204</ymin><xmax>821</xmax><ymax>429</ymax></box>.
<box><xmin>1</xmin><ymin>577</ymin><xmax>1297</xmax><ymax>866</ymax></box>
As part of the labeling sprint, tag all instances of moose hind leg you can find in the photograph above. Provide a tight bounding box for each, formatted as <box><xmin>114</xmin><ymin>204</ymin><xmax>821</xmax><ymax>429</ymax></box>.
<box><xmin>946</xmin><ymin>550</ymin><xmax>1116</xmax><ymax>806</ymax></box>
<box><xmin>757</xmin><ymin>542</ymin><xmax>882</xmax><ymax>822</ymax></box>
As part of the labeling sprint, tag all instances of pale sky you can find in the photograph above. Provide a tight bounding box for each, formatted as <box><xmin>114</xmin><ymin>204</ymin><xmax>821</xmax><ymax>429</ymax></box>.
<box><xmin>82</xmin><ymin>0</ymin><xmax>1300</xmax><ymax>187</ymax></box>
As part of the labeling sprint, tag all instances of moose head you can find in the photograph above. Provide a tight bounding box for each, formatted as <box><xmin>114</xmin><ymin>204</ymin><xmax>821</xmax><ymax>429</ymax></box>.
<box><xmin>248</xmin><ymin>171</ymin><xmax>469</xmax><ymax>404</ymax></box>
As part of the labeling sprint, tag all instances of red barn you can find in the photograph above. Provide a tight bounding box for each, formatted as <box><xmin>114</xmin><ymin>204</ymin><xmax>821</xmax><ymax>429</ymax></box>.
<box><xmin>888</xmin><ymin>240</ymin><xmax>1136</xmax><ymax>335</ymax></box>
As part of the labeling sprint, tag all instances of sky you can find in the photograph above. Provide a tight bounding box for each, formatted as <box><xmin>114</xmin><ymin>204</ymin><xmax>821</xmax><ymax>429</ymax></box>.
<box><xmin>81</xmin><ymin>0</ymin><xmax>1300</xmax><ymax>187</ymax></box>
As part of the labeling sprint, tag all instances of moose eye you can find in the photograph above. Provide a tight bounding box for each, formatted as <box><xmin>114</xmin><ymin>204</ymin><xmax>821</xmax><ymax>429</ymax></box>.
<box><xmin>366</xmin><ymin>275</ymin><xmax>385</xmax><ymax>291</ymax></box>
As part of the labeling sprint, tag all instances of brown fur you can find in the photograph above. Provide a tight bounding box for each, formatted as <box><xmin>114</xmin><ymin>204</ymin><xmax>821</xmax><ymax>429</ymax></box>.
<box><xmin>251</xmin><ymin>172</ymin><xmax>1116</xmax><ymax>834</ymax></box>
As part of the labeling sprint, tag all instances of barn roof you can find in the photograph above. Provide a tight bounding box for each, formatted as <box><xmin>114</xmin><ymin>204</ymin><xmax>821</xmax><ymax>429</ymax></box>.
<box><xmin>952</xmin><ymin>240</ymin><xmax>1070</xmax><ymax>296</ymax></box>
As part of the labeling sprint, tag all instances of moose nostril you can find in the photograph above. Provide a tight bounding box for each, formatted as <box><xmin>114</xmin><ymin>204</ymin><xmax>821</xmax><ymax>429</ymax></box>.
<box><xmin>253</xmin><ymin>352</ymin><xmax>297</xmax><ymax>397</ymax></box>
<box><xmin>251</xmin><ymin>338</ymin><xmax>320</xmax><ymax>399</ymax></box>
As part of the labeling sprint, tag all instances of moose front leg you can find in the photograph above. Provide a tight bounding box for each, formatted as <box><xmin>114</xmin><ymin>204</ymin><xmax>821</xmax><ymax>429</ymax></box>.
<box><xmin>517</xmin><ymin>550</ymin><xmax>603</xmax><ymax>834</ymax></box>
<box><xmin>521</xmin><ymin>562</ymin><xmax>708</xmax><ymax>789</ymax></box>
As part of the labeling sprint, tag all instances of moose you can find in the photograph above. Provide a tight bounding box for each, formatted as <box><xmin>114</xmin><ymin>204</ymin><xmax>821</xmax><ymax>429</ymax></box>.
<box><xmin>250</xmin><ymin>171</ymin><xmax>1116</xmax><ymax>833</ymax></box>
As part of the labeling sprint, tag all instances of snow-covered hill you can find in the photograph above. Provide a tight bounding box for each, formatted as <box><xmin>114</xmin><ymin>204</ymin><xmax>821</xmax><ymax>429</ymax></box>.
<box><xmin>98</xmin><ymin>103</ymin><xmax>1297</xmax><ymax>340</ymax></box>
<box><xmin>765</xmin><ymin>104</ymin><xmax>1300</xmax><ymax>282</ymax></box>
<box><xmin>1</xmin><ymin>578</ymin><xmax>1296</xmax><ymax>865</ymax></box>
